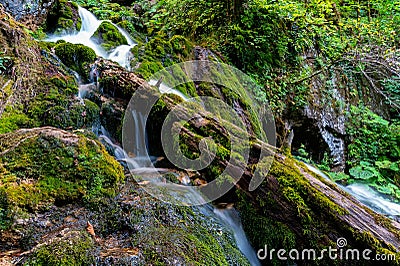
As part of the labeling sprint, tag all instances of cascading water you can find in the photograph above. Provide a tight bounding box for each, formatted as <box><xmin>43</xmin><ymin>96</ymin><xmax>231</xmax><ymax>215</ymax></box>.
<box><xmin>214</xmin><ymin>207</ymin><xmax>261</xmax><ymax>266</ymax></box>
<box><xmin>149</xmin><ymin>79</ymin><xmax>190</xmax><ymax>101</ymax></box>
<box><xmin>305</xmin><ymin>163</ymin><xmax>400</xmax><ymax>220</ymax></box>
<box><xmin>99</xmin><ymin>111</ymin><xmax>260</xmax><ymax>265</ymax></box>
<box><xmin>46</xmin><ymin>6</ymin><xmax>136</xmax><ymax>70</ymax></box>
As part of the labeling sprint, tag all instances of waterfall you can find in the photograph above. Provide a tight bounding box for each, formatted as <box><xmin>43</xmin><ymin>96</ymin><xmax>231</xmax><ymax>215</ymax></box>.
<box><xmin>130</xmin><ymin>110</ymin><xmax>148</xmax><ymax>158</ymax></box>
<box><xmin>305</xmin><ymin>163</ymin><xmax>400</xmax><ymax>220</ymax></box>
<box><xmin>46</xmin><ymin>6</ymin><xmax>136</xmax><ymax>69</ymax></box>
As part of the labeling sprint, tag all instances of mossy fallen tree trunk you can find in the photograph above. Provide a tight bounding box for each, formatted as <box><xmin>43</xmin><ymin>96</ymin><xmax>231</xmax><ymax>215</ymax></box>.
<box><xmin>159</xmin><ymin>96</ymin><xmax>400</xmax><ymax>265</ymax></box>
<box><xmin>93</xmin><ymin>60</ymin><xmax>400</xmax><ymax>264</ymax></box>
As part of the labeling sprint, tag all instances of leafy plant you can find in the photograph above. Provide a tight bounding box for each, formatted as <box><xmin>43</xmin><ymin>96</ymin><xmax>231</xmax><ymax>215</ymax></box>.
<box><xmin>0</xmin><ymin>54</ymin><xmax>11</xmax><ymax>74</ymax></box>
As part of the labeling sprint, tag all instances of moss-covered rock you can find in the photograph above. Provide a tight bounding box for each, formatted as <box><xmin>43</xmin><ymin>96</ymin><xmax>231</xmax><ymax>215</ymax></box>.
<box><xmin>54</xmin><ymin>42</ymin><xmax>96</xmax><ymax>79</ymax></box>
<box><xmin>46</xmin><ymin>0</ymin><xmax>81</xmax><ymax>34</ymax></box>
<box><xmin>0</xmin><ymin>6</ymin><xmax>88</xmax><ymax>133</ymax></box>
<box><xmin>27</xmin><ymin>230</ymin><xmax>95</xmax><ymax>266</ymax></box>
<box><xmin>0</xmin><ymin>104</ymin><xmax>33</xmax><ymax>134</ymax></box>
<box><xmin>1</xmin><ymin>174</ymin><xmax>251</xmax><ymax>265</ymax></box>
<box><xmin>26</xmin><ymin>75</ymin><xmax>100</xmax><ymax>131</ymax></box>
<box><xmin>87</xmin><ymin>181</ymin><xmax>250</xmax><ymax>265</ymax></box>
<box><xmin>131</xmin><ymin>34</ymin><xmax>194</xmax><ymax>78</ymax></box>
<box><xmin>90</xmin><ymin>21</ymin><xmax>128</xmax><ymax>52</ymax></box>
<box><xmin>0</xmin><ymin>127</ymin><xmax>124</xmax><ymax>213</ymax></box>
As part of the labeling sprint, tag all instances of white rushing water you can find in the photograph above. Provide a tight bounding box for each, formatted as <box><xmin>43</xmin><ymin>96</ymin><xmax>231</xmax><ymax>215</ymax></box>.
<box><xmin>46</xmin><ymin>6</ymin><xmax>136</xmax><ymax>70</ymax></box>
<box><xmin>342</xmin><ymin>183</ymin><xmax>400</xmax><ymax>217</ymax></box>
<box><xmin>214</xmin><ymin>207</ymin><xmax>261</xmax><ymax>266</ymax></box>
<box><xmin>305</xmin><ymin>163</ymin><xmax>400</xmax><ymax>219</ymax></box>
<box><xmin>149</xmin><ymin>79</ymin><xmax>189</xmax><ymax>101</ymax></box>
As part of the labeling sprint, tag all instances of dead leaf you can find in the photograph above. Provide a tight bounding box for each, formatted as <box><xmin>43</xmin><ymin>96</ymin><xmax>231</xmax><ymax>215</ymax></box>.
<box><xmin>86</xmin><ymin>221</ymin><xmax>95</xmax><ymax>237</ymax></box>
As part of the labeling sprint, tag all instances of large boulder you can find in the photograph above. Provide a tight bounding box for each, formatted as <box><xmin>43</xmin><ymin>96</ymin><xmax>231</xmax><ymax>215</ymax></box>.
<box><xmin>0</xmin><ymin>0</ymin><xmax>55</xmax><ymax>30</ymax></box>
<box><xmin>0</xmin><ymin>127</ymin><xmax>124</xmax><ymax>213</ymax></box>
<box><xmin>90</xmin><ymin>21</ymin><xmax>128</xmax><ymax>52</ymax></box>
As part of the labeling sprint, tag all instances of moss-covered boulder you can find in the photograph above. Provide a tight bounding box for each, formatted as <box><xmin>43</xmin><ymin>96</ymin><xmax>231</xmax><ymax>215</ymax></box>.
<box><xmin>0</xmin><ymin>127</ymin><xmax>124</xmax><ymax>214</ymax></box>
<box><xmin>3</xmin><ymin>176</ymin><xmax>250</xmax><ymax>265</ymax></box>
<box><xmin>131</xmin><ymin>34</ymin><xmax>194</xmax><ymax>78</ymax></box>
<box><xmin>90</xmin><ymin>21</ymin><xmax>128</xmax><ymax>52</ymax></box>
<box><xmin>54</xmin><ymin>42</ymin><xmax>96</xmax><ymax>79</ymax></box>
<box><xmin>0</xmin><ymin>5</ymin><xmax>87</xmax><ymax>134</ymax></box>
<box><xmin>46</xmin><ymin>0</ymin><xmax>81</xmax><ymax>34</ymax></box>
<box><xmin>27</xmin><ymin>230</ymin><xmax>95</xmax><ymax>265</ymax></box>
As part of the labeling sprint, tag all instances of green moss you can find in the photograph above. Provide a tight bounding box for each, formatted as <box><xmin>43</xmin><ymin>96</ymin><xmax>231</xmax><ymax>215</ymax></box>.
<box><xmin>29</xmin><ymin>86</ymin><xmax>99</xmax><ymax>130</ymax></box>
<box><xmin>271</xmin><ymin>158</ymin><xmax>348</xmax><ymax>218</ymax></box>
<box><xmin>54</xmin><ymin>42</ymin><xmax>96</xmax><ymax>79</ymax></box>
<box><xmin>132</xmin><ymin>35</ymin><xmax>194</xmax><ymax>78</ymax></box>
<box><xmin>46</xmin><ymin>0</ymin><xmax>81</xmax><ymax>34</ymax></box>
<box><xmin>135</xmin><ymin>60</ymin><xmax>164</xmax><ymax>79</ymax></box>
<box><xmin>38</xmin><ymin>41</ymin><xmax>57</xmax><ymax>52</ymax></box>
<box><xmin>126</xmin><ymin>188</ymin><xmax>250</xmax><ymax>265</ymax></box>
<box><xmin>0</xmin><ymin>129</ymin><xmax>124</xmax><ymax>212</ymax></box>
<box><xmin>236</xmin><ymin>190</ymin><xmax>297</xmax><ymax>265</ymax></box>
<box><xmin>170</xmin><ymin>35</ymin><xmax>193</xmax><ymax>59</ymax></box>
<box><xmin>90</xmin><ymin>21</ymin><xmax>128</xmax><ymax>51</ymax></box>
<box><xmin>27</xmin><ymin>230</ymin><xmax>95</xmax><ymax>266</ymax></box>
<box><xmin>0</xmin><ymin>105</ymin><xmax>33</xmax><ymax>134</ymax></box>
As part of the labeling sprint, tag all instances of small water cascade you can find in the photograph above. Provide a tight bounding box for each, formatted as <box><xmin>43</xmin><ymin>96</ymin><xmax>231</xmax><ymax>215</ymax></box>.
<box><xmin>214</xmin><ymin>207</ymin><xmax>261</xmax><ymax>266</ymax></box>
<box><xmin>342</xmin><ymin>184</ymin><xmax>400</xmax><ymax>218</ymax></box>
<box><xmin>305</xmin><ymin>163</ymin><xmax>400</xmax><ymax>220</ymax></box>
<box><xmin>149</xmin><ymin>79</ymin><xmax>190</xmax><ymax>101</ymax></box>
<box><xmin>78</xmin><ymin>82</ymin><xmax>96</xmax><ymax>99</ymax></box>
<box><xmin>98</xmin><ymin>111</ymin><xmax>260</xmax><ymax>265</ymax></box>
<box><xmin>46</xmin><ymin>6</ymin><xmax>136</xmax><ymax>69</ymax></box>
<box><xmin>130</xmin><ymin>109</ymin><xmax>148</xmax><ymax>158</ymax></box>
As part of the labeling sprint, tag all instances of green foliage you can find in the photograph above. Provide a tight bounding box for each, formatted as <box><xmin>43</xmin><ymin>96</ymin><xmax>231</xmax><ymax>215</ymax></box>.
<box><xmin>90</xmin><ymin>21</ymin><xmax>128</xmax><ymax>51</ymax></box>
<box><xmin>382</xmin><ymin>77</ymin><xmax>400</xmax><ymax>116</ymax></box>
<box><xmin>347</xmin><ymin>106</ymin><xmax>399</xmax><ymax>165</ymax></box>
<box><xmin>131</xmin><ymin>34</ymin><xmax>194</xmax><ymax>78</ymax></box>
<box><xmin>150</xmin><ymin>0</ymin><xmax>400</xmax><ymax>116</ymax></box>
<box><xmin>54</xmin><ymin>42</ymin><xmax>96</xmax><ymax>79</ymax></box>
<box><xmin>346</xmin><ymin>105</ymin><xmax>400</xmax><ymax>200</ymax></box>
